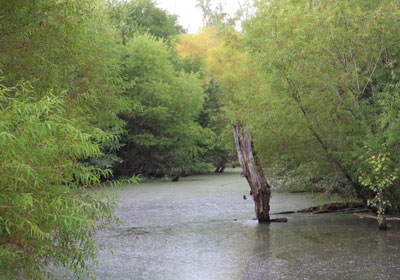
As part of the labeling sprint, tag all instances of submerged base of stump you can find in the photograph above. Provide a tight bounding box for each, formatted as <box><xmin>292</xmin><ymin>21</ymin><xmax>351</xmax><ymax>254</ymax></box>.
<box><xmin>269</xmin><ymin>218</ymin><xmax>288</xmax><ymax>223</ymax></box>
<box><xmin>253</xmin><ymin>217</ymin><xmax>288</xmax><ymax>223</ymax></box>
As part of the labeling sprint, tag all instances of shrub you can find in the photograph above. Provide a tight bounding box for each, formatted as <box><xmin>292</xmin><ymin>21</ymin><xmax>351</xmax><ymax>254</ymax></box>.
<box><xmin>0</xmin><ymin>83</ymin><xmax>120</xmax><ymax>279</ymax></box>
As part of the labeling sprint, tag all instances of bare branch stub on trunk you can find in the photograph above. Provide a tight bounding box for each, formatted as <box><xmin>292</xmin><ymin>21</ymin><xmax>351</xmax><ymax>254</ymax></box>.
<box><xmin>232</xmin><ymin>124</ymin><xmax>271</xmax><ymax>223</ymax></box>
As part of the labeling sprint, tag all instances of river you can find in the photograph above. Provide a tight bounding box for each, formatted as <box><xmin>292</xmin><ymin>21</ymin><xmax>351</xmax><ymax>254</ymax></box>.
<box><xmin>68</xmin><ymin>170</ymin><xmax>400</xmax><ymax>279</ymax></box>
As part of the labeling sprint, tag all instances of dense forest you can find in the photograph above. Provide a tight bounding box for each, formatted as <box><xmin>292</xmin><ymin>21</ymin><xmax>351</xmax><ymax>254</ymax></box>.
<box><xmin>1</xmin><ymin>0</ymin><xmax>400</xmax><ymax>278</ymax></box>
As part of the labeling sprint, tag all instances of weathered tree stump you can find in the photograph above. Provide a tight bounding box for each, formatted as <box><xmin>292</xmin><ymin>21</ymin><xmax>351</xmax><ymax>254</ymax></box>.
<box><xmin>232</xmin><ymin>124</ymin><xmax>274</xmax><ymax>223</ymax></box>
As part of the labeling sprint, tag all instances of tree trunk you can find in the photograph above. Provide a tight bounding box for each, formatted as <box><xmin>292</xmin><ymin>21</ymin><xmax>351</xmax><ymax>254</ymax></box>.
<box><xmin>215</xmin><ymin>162</ymin><xmax>226</xmax><ymax>173</ymax></box>
<box><xmin>378</xmin><ymin>214</ymin><xmax>388</xmax><ymax>230</ymax></box>
<box><xmin>232</xmin><ymin>124</ymin><xmax>271</xmax><ymax>223</ymax></box>
<box><xmin>171</xmin><ymin>174</ymin><xmax>180</xmax><ymax>182</ymax></box>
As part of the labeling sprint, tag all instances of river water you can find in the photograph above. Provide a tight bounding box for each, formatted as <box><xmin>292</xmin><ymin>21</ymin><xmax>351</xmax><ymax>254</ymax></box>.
<box><xmin>78</xmin><ymin>170</ymin><xmax>400</xmax><ymax>279</ymax></box>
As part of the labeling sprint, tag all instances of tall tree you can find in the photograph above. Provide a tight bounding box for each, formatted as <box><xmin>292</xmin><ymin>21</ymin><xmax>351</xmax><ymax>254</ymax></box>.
<box><xmin>182</xmin><ymin>26</ymin><xmax>276</xmax><ymax>221</ymax></box>
<box><xmin>118</xmin><ymin>33</ymin><xmax>205</xmax><ymax>178</ymax></box>
<box><xmin>108</xmin><ymin>0</ymin><xmax>185</xmax><ymax>44</ymax></box>
<box><xmin>177</xmin><ymin>28</ymin><xmax>236</xmax><ymax>173</ymax></box>
<box><xmin>243</xmin><ymin>0</ymin><xmax>400</xmax><ymax>226</ymax></box>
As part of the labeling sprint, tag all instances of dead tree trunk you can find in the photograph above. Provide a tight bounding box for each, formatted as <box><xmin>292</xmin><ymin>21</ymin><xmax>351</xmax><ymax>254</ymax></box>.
<box><xmin>232</xmin><ymin>125</ymin><xmax>271</xmax><ymax>223</ymax></box>
<box><xmin>214</xmin><ymin>164</ymin><xmax>226</xmax><ymax>173</ymax></box>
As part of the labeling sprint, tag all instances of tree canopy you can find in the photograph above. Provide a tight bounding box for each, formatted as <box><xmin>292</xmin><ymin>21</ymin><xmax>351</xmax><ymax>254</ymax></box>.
<box><xmin>186</xmin><ymin>0</ymin><xmax>400</xmax><ymax>227</ymax></box>
<box><xmin>241</xmin><ymin>0</ymin><xmax>400</xmax><ymax>211</ymax></box>
<box><xmin>108</xmin><ymin>0</ymin><xmax>185</xmax><ymax>44</ymax></box>
<box><xmin>118</xmin><ymin>33</ymin><xmax>206</xmax><ymax>177</ymax></box>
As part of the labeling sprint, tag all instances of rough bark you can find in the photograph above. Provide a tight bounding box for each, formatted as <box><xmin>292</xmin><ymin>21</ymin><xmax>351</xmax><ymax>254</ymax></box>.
<box><xmin>232</xmin><ymin>124</ymin><xmax>271</xmax><ymax>223</ymax></box>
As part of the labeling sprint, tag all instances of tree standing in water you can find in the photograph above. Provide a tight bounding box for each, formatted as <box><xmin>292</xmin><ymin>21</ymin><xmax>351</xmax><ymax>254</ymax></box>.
<box><xmin>232</xmin><ymin>125</ymin><xmax>271</xmax><ymax>222</ymax></box>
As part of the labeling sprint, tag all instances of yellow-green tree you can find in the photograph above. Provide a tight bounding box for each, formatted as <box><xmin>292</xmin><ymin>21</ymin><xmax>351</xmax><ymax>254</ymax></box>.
<box><xmin>177</xmin><ymin>28</ymin><xmax>236</xmax><ymax>172</ymax></box>
<box><xmin>242</xmin><ymin>0</ymin><xmax>400</xmax><ymax>220</ymax></box>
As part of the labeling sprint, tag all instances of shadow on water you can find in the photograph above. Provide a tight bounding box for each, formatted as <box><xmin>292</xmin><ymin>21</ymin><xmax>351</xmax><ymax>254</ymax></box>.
<box><xmin>242</xmin><ymin>224</ymin><xmax>271</xmax><ymax>280</ymax></box>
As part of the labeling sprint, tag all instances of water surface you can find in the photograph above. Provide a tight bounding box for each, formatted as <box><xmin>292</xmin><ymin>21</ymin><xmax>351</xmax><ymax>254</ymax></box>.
<box><xmin>81</xmin><ymin>170</ymin><xmax>400</xmax><ymax>279</ymax></box>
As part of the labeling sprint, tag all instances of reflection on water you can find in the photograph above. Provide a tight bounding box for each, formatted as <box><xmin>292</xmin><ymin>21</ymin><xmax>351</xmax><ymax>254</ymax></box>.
<box><xmin>242</xmin><ymin>224</ymin><xmax>271</xmax><ymax>280</ymax></box>
<box><xmin>66</xmin><ymin>170</ymin><xmax>400</xmax><ymax>279</ymax></box>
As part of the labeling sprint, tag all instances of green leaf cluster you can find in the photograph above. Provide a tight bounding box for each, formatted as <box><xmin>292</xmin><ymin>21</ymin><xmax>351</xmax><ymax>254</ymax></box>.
<box><xmin>0</xmin><ymin>83</ymin><xmax>120</xmax><ymax>279</ymax></box>
<box><xmin>108</xmin><ymin>0</ymin><xmax>185</xmax><ymax>45</ymax></box>
<box><xmin>0</xmin><ymin>0</ymin><xmax>123</xmax><ymax>126</ymax></box>
<box><xmin>359</xmin><ymin>150</ymin><xmax>398</xmax><ymax>217</ymax></box>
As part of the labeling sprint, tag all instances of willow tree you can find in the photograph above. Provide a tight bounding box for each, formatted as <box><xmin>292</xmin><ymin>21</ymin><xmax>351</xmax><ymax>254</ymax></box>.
<box><xmin>1</xmin><ymin>0</ymin><xmax>122</xmax><ymax>126</ymax></box>
<box><xmin>243</xmin><ymin>0</ymin><xmax>400</xmax><ymax>226</ymax></box>
<box><xmin>0</xmin><ymin>0</ymin><xmax>128</xmax><ymax>277</ymax></box>
<box><xmin>0</xmin><ymin>84</ymin><xmax>124</xmax><ymax>279</ymax></box>
<box><xmin>1</xmin><ymin>0</ymin><xmax>126</xmax><ymax>172</ymax></box>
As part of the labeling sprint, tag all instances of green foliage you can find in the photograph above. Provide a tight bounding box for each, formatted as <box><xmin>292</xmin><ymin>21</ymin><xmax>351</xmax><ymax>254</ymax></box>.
<box><xmin>0</xmin><ymin>0</ymin><xmax>142</xmax><ymax>277</ymax></box>
<box><xmin>177</xmin><ymin>28</ymin><xmax>237</xmax><ymax>171</ymax></box>
<box><xmin>237</xmin><ymin>0</ymin><xmax>400</xmax><ymax>205</ymax></box>
<box><xmin>0</xmin><ymin>83</ymin><xmax>126</xmax><ymax>279</ymax></box>
<box><xmin>197</xmin><ymin>79</ymin><xmax>222</xmax><ymax>128</ymax></box>
<box><xmin>108</xmin><ymin>0</ymin><xmax>185</xmax><ymax>44</ymax></box>
<box><xmin>0</xmin><ymin>0</ymin><xmax>232</xmax><ymax>276</ymax></box>
<box><xmin>197</xmin><ymin>79</ymin><xmax>235</xmax><ymax>169</ymax></box>
<box><xmin>359</xmin><ymin>150</ymin><xmax>398</xmax><ymax>218</ymax></box>
<box><xmin>118</xmin><ymin>33</ymin><xmax>206</xmax><ymax>176</ymax></box>
<box><xmin>0</xmin><ymin>0</ymin><xmax>126</xmax><ymax>174</ymax></box>
<box><xmin>108</xmin><ymin>0</ymin><xmax>221</xmax><ymax>176</ymax></box>
<box><xmin>0</xmin><ymin>0</ymin><xmax>122</xmax><ymax>127</ymax></box>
